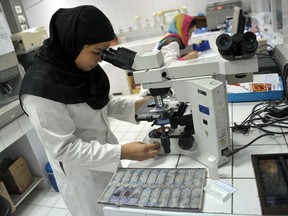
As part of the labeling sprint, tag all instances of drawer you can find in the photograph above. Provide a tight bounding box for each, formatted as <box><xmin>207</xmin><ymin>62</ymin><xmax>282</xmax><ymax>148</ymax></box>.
<box><xmin>0</xmin><ymin>120</ymin><xmax>22</xmax><ymax>148</ymax></box>
<box><xmin>17</xmin><ymin>114</ymin><xmax>33</xmax><ymax>134</ymax></box>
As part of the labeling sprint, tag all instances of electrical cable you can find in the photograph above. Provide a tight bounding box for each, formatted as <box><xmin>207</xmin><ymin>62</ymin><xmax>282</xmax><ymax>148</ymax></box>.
<box><xmin>248</xmin><ymin>100</ymin><xmax>288</xmax><ymax>134</ymax></box>
<box><xmin>223</xmin><ymin>133</ymin><xmax>274</xmax><ymax>157</ymax></box>
<box><xmin>231</xmin><ymin>102</ymin><xmax>269</xmax><ymax>133</ymax></box>
<box><xmin>257</xmin><ymin>43</ymin><xmax>275</xmax><ymax>51</ymax></box>
<box><xmin>257</xmin><ymin>43</ymin><xmax>275</xmax><ymax>56</ymax></box>
<box><xmin>227</xmin><ymin>43</ymin><xmax>287</xmax><ymax>156</ymax></box>
<box><xmin>228</xmin><ymin>100</ymin><xmax>288</xmax><ymax>157</ymax></box>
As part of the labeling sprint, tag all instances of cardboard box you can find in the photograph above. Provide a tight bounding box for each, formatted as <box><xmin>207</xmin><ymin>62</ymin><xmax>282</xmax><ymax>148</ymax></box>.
<box><xmin>0</xmin><ymin>181</ymin><xmax>16</xmax><ymax>212</ymax></box>
<box><xmin>0</xmin><ymin>156</ymin><xmax>33</xmax><ymax>194</ymax></box>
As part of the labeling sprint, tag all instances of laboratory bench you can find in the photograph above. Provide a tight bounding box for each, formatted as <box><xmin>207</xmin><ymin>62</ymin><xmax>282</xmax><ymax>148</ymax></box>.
<box><xmin>104</xmin><ymin>101</ymin><xmax>288</xmax><ymax>216</ymax></box>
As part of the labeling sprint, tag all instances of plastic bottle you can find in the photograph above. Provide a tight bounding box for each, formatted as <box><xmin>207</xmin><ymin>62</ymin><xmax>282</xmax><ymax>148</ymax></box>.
<box><xmin>208</xmin><ymin>156</ymin><xmax>219</xmax><ymax>180</ymax></box>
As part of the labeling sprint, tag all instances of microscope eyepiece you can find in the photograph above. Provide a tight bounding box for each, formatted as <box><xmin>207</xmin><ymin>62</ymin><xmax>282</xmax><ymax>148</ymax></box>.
<box><xmin>241</xmin><ymin>31</ymin><xmax>258</xmax><ymax>52</ymax></box>
<box><xmin>107</xmin><ymin>48</ymin><xmax>117</xmax><ymax>54</ymax></box>
<box><xmin>101</xmin><ymin>47</ymin><xmax>137</xmax><ymax>70</ymax></box>
<box><xmin>101</xmin><ymin>49</ymin><xmax>116</xmax><ymax>63</ymax></box>
<box><xmin>216</xmin><ymin>31</ymin><xmax>258</xmax><ymax>61</ymax></box>
<box><xmin>216</xmin><ymin>33</ymin><xmax>233</xmax><ymax>54</ymax></box>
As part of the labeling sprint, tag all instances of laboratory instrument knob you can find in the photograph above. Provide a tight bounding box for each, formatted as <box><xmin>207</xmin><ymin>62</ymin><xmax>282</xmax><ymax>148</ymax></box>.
<box><xmin>161</xmin><ymin>135</ymin><xmax>171</xmax><ymax>153</ymax></box>
<box><xmin>178</xmin><ymin>131</ymin><xmax>194</xmax><ymax>150</ymax></box>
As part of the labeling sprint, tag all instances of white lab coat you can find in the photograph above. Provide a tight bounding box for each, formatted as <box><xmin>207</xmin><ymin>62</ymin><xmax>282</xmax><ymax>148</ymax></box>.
<box><xmin>21</xmin><ymin>94</ymin><xmax>138</xmax><ymax>216</ymax></box>
<box><xmin>153</xmin><ymin>41</ymin><xmax>180</xmax><ymax>63</ymax></box>
<box><xmin>153</xmin><ymin>41</ymin><xmax>193</xmax><ymax>62</ymax></box>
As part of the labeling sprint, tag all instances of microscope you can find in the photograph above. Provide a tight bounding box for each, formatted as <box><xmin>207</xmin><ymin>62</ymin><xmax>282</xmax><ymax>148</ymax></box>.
<box><xmin>102</xmin><ymin>31</ymin><xmax>258</xmax><ymax>167</ymax></box>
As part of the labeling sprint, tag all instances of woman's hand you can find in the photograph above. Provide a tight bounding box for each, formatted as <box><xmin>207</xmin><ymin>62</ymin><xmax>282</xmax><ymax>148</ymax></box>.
<box><xmin>185</xmin><ymin>51</ymin><xmax>198</xmax><ymax>60</ymax></box>
<box><xmin>135</xmin><ymin>96</ymin><xmax>153</xmax><ymax>112</ymax></box>
<box><xmin>121</xmin><ymin>142</ymin><xmax>160</xmax><ymax>161</ymax></box>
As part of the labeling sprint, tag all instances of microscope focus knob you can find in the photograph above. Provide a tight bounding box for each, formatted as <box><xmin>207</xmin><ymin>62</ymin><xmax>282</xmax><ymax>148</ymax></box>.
<box><xmin>178</xmin><ymin>132</ymin><xmax>194</xmax><ymax>150</ymax></box>
<box><xmin>161</xmin><ymin>135</ymin><xmax>171</xmax><ymax>154</ymax></box>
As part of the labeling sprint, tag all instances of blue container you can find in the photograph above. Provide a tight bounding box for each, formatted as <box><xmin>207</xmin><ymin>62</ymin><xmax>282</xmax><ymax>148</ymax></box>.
<box><xmin>227</xmin><ymin>77</ymin><xmax>284</xmax><ymax>102</ymax></box>
<box><xmin>192</xmin><ymin>40</ymin><xmax>211</xmax><ymax>51</ymax></box>
<box><xmin>45</xmin><ymin>162</ymin><xmax>59</xmax><ymax>192</ymax></box>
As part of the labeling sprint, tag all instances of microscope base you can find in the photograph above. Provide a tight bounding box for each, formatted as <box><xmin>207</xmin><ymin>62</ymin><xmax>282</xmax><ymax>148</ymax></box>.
<box><xmin>143</xmin><ymin>126</ymin><xmax>229</xmax><ymax>168</ymax></box>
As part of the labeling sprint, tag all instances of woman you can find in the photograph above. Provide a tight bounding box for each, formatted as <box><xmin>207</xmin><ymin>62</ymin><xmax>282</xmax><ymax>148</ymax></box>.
<box><xmin>156</xmin><ymin>13</ymin><xmax>199</xmax><ymax>62</ymax></box>
<box><xmin>19</xmin><ymin>5</ymin><xmax>160</xmax><ymax>216</ymax></box>
<box><xmin>140</xmin><ymin>13</ymin><xmax>199</xmax><ymax>97</ymax></box>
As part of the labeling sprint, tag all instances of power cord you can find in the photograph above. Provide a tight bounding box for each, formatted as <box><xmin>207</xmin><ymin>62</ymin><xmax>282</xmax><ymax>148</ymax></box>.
<box><xmin>249</xmin><ymin>100</ymin><xmax>288</xmax><ymax>134</ymax></box>
<box><xmin>222</xmin><ymin>133</ymin><xmax>274</xmax><ymax>157</ymax></box>
<box><xmin>231</xmin><ymin>102</ymin><xmax>269</xmax><ymax>134</ymax></box>
<box><xmin>227</xmin><ymin>100</ymin><xmax>288</xmax><ymax>157</ymax></box>
<box><xmin>256</xmin><ymin>44</ymin><xmax>276</xmax><ymax>63</ymax></box>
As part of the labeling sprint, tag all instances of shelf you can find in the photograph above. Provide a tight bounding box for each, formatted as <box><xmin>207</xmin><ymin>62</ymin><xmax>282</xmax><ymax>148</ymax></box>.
<box><xmin>10</xmin><ymin>176</ymin><xmax>44</xmax><ymax>207</ymax></box>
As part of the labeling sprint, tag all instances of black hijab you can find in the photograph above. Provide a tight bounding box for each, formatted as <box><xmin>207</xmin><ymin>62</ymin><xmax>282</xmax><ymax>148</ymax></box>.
<box><xmin>19</xmin><ymin>5</ymin><xmax>116</xmax><ymax>109</ymax></box>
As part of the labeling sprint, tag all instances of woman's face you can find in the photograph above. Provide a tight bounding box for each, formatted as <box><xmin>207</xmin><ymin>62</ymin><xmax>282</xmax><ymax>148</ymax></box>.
<box><xmin>188</xmin><ymin>26</ymin><xmax>196</xmax><ymax>38</ymax></box>
<box><xmin>75</xmin><ymin>41</ymin><xmax>111</xmax><ymax>71</ymax></box>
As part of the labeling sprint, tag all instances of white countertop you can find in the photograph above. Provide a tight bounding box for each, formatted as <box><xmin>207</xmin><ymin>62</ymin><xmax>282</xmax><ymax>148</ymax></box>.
<box><xmin>112</xmin><ymin>31</ymin><xmax>222</xmax><ymax>51</ymax></box>
<box><xmin>104</xmin><ymin>100</ymin><xmax>288</xmax><ymax>216</ymax></box>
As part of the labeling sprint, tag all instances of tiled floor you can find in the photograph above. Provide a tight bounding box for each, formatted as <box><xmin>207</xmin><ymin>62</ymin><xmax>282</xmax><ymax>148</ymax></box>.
<box><xmin>12</xmin><ymin>96</ymin><xmax>288</xmax><ymax>216</ymax></box>
<box><xmin>12</xmin><ymin>188</ymin><xmax>70</xmax><ymax>216</ymax></box>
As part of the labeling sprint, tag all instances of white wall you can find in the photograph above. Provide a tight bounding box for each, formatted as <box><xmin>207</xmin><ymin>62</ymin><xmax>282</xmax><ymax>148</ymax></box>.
<box><xmin>22</xmin><ymin>0</ymin><xmax>251</xmax><ymax>36</ymax></box>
